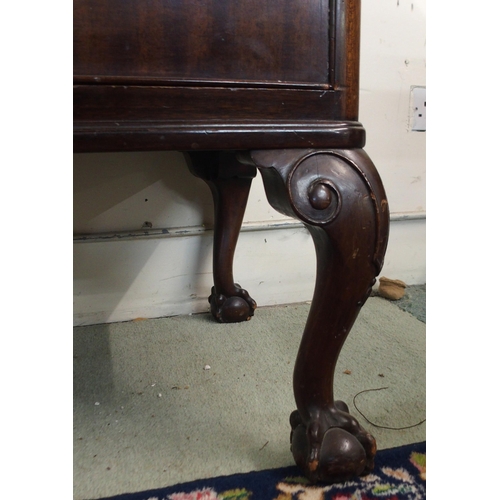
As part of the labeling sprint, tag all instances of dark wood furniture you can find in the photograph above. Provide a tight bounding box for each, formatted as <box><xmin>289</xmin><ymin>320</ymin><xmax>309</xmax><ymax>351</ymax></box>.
<box><xmin>74</xmin><ymin>0</ymin><xmax>389</xmax><ymax>483</ymax></box>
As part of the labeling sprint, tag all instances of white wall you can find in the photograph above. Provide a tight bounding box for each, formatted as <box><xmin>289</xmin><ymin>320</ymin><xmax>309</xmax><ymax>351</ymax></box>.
<box><xmin>73</xmin><ymin>0</ymin><xmax>426</xmax><ymax>326</ymax></box>
<box><xmin>360</xmin><ymin>0</ymin><xmax>426</xmax><ymax>215</ymax></box>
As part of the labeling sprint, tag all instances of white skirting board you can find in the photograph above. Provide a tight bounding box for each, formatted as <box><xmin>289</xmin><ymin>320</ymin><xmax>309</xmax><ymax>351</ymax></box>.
<box><xmin>73</xmin><ymin>218</ymin><xmax>425</xmax><ymax>326</ymax></box>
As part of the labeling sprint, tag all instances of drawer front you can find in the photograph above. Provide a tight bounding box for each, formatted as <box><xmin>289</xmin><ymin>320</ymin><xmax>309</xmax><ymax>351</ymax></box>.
<box><xmin>74</xmin><ymin>0</ymin><xmax>330</xmax><ymax>86</ymax></box>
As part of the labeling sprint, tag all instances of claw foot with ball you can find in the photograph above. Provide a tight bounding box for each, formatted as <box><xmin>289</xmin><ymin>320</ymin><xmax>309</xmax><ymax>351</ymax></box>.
<box><xmin>209</xmin><ymin>284</ymin><xmax>257</xmax><ymax>323</ymax></box>
<box><xmin>290</xmin><ymin>404</ymin><xmax>377</xmax><ymax>483</ymax></box>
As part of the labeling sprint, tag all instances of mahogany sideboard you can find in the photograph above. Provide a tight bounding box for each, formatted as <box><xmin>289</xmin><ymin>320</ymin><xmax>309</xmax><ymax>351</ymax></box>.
<box><xmin>74</xmin><ymin>0</ymin><xmax>390</xmax><ymax>483</ymax></box>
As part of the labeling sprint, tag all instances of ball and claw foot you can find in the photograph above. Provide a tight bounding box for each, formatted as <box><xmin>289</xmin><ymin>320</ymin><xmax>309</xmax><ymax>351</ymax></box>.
<box><xmin>289</xmin><ymin>402</ymin><xmax>376</xmax><ymax>483</ymax></box>
<box><xmin>209</xmin><ymin>284</ymin><xmax>257</xmax><ymax>323</ymax></box>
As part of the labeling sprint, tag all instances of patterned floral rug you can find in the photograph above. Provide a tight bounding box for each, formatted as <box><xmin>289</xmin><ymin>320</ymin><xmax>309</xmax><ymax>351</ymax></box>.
<box><xmin>100</xmin><ymin>442</ymin><xmax>425</xmax><ymax>500</ymax></box>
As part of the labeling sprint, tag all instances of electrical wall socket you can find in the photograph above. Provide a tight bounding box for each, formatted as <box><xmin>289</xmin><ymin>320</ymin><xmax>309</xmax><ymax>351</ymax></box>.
<box><xmin>411</xmin><ymin>86</ymin><xmax>426</xmax><ymax>132</ymax></box>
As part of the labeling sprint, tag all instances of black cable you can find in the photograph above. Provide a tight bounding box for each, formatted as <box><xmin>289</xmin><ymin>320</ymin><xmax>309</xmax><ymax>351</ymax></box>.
<box><xmin>353</xmin><ymin>387</ymin><xmax>426</xmax><ymax>430</ymax></box>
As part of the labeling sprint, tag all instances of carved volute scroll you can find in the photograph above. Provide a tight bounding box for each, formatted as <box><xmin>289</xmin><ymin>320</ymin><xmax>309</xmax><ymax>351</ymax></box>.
<box><xmin>242</xmin><ymin>148</ymin><xmax>389</xmax><ymax>482</ymax></box>
<box><xmin>288</xmin><ymin>154</ymin><xmax>342</xmax><ymax>226</ymax></box>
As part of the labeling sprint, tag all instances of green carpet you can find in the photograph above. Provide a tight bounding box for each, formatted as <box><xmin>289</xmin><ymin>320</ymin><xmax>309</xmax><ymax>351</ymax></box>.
<box><xmin>74</xmin><ymin>292</ymin><xmax>425</xmax><ymax>500</ymax></box>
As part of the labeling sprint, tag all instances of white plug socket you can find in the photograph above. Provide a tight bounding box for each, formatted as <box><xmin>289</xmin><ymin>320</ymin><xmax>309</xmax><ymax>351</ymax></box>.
<box><xmin>411</xmin><ymin>86</ymin><xmax>426</xmax><ymax>132</ymax></box>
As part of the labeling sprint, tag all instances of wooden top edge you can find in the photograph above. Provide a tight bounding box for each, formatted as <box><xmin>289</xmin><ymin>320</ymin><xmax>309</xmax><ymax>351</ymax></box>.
<box><xmin>73</xmin><ymin>121</ymin><xmax>366</xmax><ymax>153</ymax></box>
<box><xmin>73</xmin><ymin>76</ymin><xmax>331</xmax><ymax>90</ymax></box>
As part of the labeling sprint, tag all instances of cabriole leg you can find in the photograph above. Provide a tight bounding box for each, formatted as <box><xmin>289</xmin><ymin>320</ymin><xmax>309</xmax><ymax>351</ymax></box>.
<box><xmin>244</xmin><ymin>148</ymin><xmax>389</xmax><ymax>483</ymax></box>
<box><xmin>185</xmin><ymin>151</ymin><xmax>257</xmax><ymax>323</ymax></box>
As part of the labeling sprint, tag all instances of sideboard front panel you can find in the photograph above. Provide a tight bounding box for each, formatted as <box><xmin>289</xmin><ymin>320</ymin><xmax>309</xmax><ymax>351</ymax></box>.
<box><xmin>74</xmin><ymin>0</ymin><xmax>330</xmax><ymax>86</ymax></box>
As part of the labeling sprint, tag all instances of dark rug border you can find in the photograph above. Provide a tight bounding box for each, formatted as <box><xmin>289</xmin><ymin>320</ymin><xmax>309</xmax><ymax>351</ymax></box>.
<box><xmin>97</xmin><ymin>441</ymin><xmax>426</xmax><ymax>500</ymax></box>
